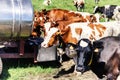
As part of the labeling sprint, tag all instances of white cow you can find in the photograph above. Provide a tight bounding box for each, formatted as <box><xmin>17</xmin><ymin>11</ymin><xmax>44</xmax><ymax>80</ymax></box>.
<box><xmin>43</xmin><ymin>0</ymin><xmax>51</xmax><ymax>6</ymax></box>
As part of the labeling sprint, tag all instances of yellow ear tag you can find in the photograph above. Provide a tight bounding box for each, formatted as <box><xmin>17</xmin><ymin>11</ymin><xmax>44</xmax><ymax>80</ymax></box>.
<box><xmin>70</xmin><ymin>46</ymin><xmax>74</xmax><ymax>49</ymax></box>
<box><xmin>94</xmin><ymin>48</ymin><xmax>99</xmax><ymax>52</ymax></box>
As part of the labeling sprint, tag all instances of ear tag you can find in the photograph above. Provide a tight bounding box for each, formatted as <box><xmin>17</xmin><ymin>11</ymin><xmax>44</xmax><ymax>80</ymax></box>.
<box><xmin>69</xmin><ymin>46</ymin><xmax>74</xmax><ymax>49</ymax></box>
<box><xmin>79</xmin><ymin>40</ymin><xmax>88</xmax><ymax>47</ymax></box>
<box><xmin>94</xmin><ymin>48</ymin><xmax>99</xmax><ymax>52</ymax></box>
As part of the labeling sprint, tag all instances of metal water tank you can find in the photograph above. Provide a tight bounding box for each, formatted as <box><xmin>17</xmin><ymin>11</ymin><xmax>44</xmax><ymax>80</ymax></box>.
<box><xmin>0</xmin><ymin>0</ymin><xmax>33</xmax><ymax>40</ymax></box>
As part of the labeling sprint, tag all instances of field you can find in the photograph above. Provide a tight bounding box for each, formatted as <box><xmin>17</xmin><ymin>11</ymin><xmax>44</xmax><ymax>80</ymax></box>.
<box><xmin>0</xmin><ymin>0</ymin><xmax>120</xmax><ymax>80</ymax></box>
<box><xmin>32</xmin><ymin>0</ymin><xmax>120</xmax><ymax>13</ymax></box>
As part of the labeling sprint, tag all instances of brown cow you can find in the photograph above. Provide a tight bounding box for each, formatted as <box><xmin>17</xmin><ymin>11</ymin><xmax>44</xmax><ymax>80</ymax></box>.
<box><xmin>41</xmin><ymin>21</ymin><xmax>120</xmax><ymax>76</ymax></box>
<box><xmin>33</xmin><ymin>9</ymin><xmax>99</xmax><ymax>37</ymax></box>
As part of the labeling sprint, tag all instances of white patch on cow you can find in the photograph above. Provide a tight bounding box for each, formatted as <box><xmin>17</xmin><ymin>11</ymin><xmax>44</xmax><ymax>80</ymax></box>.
<box><xmin>93</xmin><ymin>6</ymin><xmax>98</xmax><ymax>13</ymax></box>
<box><xmin>39</xmin><ymin>17</ymin><xmax>43</xmax><ymax>21</ymax></box>
<box><xmin>41</xmin><ymin>27</ymin><xmax>58</xmax><ymax>47</ymax></box>
<box><xmin>113</xmin><ymin>6</ymin><xmax>120</xmax><ymax>22</ymax></box>
<box><xmin>68</xmin><ymin>23</ymin><xmax>93</xmax><ymax>41</ymax></box>
<box><xmin>94</xmin><ymin>13</ymin><xmax>100</xmax><ymax>22</ymax></box>
<box><xmin>79</xmin><ymin>40</ymin><xmax>88</xmax><ymax>47</ymax></box>
<box><xmin>105</xmin><ymin>5</ymin><xmax>110</xmax><ymax>9</ymax></box>
<box><xmin>44</xmin><ymin>22</ymin><xmax>51</xmax><ymax>35</ymax></box>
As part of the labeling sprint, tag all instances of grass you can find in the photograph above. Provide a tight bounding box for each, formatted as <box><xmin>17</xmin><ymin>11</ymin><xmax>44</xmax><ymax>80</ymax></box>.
<box><xmin>0</xmin><ymin>0</ymin><xmax>120</xmax><ymax>80</ymax></box>
<box><xmin>0</xmin><ymin>59</ymin><xmax>59</xmax><ymax>80</ymax></box>
<box><xmin>32</xmin><ymin>0</ymin><xmax>120</xmax><ymax>13</ymax></box>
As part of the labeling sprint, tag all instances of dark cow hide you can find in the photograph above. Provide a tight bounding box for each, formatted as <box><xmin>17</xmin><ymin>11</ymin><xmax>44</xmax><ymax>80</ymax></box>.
<box><xmin>75</xmin><ymin>36</ymin><xmax>120</xmax><ymax>80</ymax></box>
<box><xmin>93</xmin><ymin>5</ymin><xmax>120</xmax><ymax>21</ymax></box>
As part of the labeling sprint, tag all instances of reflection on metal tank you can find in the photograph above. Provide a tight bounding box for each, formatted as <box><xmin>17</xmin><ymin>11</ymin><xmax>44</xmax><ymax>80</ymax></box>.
<box><xmin>0</xmin><ymin>0</ymin><xmax>33</xmax><ymax>40</ymax></box>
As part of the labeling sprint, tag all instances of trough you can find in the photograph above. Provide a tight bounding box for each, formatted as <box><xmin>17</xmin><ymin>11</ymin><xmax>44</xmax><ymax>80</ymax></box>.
<box><xmin>37</xmin><ymin>46</ymin><xmax>58</xmax><ymax>62</ymax></box>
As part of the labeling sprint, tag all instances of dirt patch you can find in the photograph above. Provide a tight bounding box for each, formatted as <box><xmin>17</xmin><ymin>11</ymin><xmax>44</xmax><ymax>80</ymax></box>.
<box><xmin>32</xmin><ymin>59</ymin><xmax>99</xmax><ymax>80</ymax></box>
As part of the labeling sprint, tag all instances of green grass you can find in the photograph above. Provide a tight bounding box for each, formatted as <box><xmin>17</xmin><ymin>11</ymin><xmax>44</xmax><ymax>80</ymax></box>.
<box><xmin>0</xmin><ymin>59</ymin><xmax>58</xmax><ymax>80</ymax></box>
<box><xmin>6</xmin><ymin>67</ymin><xmax>53</xmax><ymax>80</ymax></box>
<box><xmin>32</xmin><ymin>0</ymin><xmax>120</xmax><ymax>13</ymax></box>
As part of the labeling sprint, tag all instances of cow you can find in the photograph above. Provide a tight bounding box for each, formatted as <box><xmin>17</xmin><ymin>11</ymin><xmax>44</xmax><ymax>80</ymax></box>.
<box><xmin>41</xmin><ymin>21</ymin><xmax>120</xmax><ymax>77</ymax></box>
<box><xmin>75</xmin><ymin>36</ymin><xmax>120</xmax><ymax>80</ymax></box>
<box><xmin>73</xmin><ymin>0</ymin><xmax>85</xmax><ymax>11</ymax></box>
<box><xmin>41</xmin><ymin>21</ymin><xmax>120</xmax><ymax>48</ymax></box>
<box><xmin>34</xmin><ymin>9</ymin><xmax>99</xmax><ymax>28</ymax></box>
<box><xmin>93</xmin><ymin>5</ymin><xmax>120</xmax><ymax>21</ymax></box>
<box><xmin>33</xmin><ymin>9</ymin><xmax>82</xmax><ymax>37</ymax></box>
<box><xmin>41</xmin><ymin>21</ymin><xmax>120</xmax><ymax>67</ymax></box>
<box><xmin>33</xmin><ymin>9</ymin><xmax>100</xmax><ymax>37</ymax></box>
<box><xmin>32</xmin><ymin>9</ymin><xmax>50</xmax><ymax>37</ymax></box>
<box><xmin>113</xmin><ymin>8</ymin><xmax>120</xmax><ymax>23</ymax></box>
<box><xmin>43</xmin><ymin>0</ymin><xmax>51</xmax><ymax>6</ymax></box>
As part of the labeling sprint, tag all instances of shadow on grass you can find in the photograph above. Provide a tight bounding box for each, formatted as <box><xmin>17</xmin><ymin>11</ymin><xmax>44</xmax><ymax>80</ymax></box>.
<box><xmin>0</xmin><ymin>58</ymin><xmax>60</xmax><ymax>80</ymax></box>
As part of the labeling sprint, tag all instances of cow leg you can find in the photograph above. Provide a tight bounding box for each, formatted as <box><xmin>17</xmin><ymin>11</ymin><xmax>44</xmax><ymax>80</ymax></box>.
<box><xmin>57</xmin><ymin>47</ymin><xmax>64</xmax><ymax>63</ymax></box>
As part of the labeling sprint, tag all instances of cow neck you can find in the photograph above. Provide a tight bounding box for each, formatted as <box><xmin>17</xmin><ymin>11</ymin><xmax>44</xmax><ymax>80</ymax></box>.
<box><xmin>57</xmin><ymin>34</ymin><xmax>66</xmax><ymax>50</ymax></box>
<box><xmin>88</xmin><ymin>51</ymin><xmax>93</xmax><ymax>66</ymax></box>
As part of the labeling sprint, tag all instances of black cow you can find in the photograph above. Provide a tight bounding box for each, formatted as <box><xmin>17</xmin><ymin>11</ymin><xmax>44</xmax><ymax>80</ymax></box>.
<box><xmin>75</xmin><ymin>36</ymin><xmax>120</xmax><ymax>80</ymax></box>
<box><xmin>93</xmin><ymin>5</ymin><xmax>120</xmax><ymax>21</ymax></box>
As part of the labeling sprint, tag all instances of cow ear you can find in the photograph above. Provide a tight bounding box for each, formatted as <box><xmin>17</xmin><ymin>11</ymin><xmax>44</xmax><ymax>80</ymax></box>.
<box><xmin>93</xmin><ymin>41</ymin><xmax>103</xmax><ymax>46</ymax></box>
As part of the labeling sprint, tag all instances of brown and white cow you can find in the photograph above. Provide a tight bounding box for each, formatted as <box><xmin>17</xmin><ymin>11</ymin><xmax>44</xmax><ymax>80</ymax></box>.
<box><xmin>33</xmin><ymin>9</ymin><xmax>99</xmax><ymax>37</ymax></box>
<box><xmin>41</xmin><ymin>21</ymin><xmax>120</xmax><ymax>75</ymax></box>
<box><xmin>73</xmin><ymin>0</ymin><xmax>85</xmax><ymax>11</ymax></box>
<box><xmin>33</xmin><ymin>9</ymin><xmax>82</xmax><ymax>37</ymax></box>
<box><xmin>41</xmin><ymin>21</ymin><xmax>120</xmax><ymax>48</ymax></box>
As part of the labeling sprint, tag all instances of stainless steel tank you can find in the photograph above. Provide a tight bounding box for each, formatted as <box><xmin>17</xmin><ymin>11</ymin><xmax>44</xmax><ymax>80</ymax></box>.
<box><xmin>0</xmin><ymin>0</ymin><xmax>33</xmax><ymax>40</ymax></box>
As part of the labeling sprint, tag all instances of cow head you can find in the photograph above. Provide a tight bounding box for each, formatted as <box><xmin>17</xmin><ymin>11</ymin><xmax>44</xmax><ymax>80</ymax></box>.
<box><xmin>65</xmin><ymin>43</ymin><xmax>77</xmax><ymax>58</ymax></box>
<box><xmin>73</xmin><ymin>0</ymin><xmax>85</xmax><ymax>11</ymax></box>
<box><xmin>41</xmin><ymin>27</ymin><xmax>60</xmax><ymax>48</ymax></box>
<box><xmin>33</xmin><ymin>11</ymin><xmax>46</xmax><ymax>27</ymax></box>
<box><xmin>75</xmin><ymin>39</ymin><xmax>93</xmax><ymax>73</ymax></box>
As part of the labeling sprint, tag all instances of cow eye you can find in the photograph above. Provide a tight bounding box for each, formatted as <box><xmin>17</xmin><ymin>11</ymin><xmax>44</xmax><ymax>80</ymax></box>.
<box><xmin>79</xmin><ymin>40</ymin><xmax>88</xmax><ymax>47</ymax></box>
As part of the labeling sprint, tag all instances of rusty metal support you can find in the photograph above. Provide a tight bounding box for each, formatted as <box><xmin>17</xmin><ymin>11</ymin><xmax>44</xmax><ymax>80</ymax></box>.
<box><xmin>34</xmin><ymin>45</ymin><xmax>38</xmax><ymax>63</ymax></box>
<box><xmin>19</xmin><ymin>39</ymin><xmax>25</xmax><ymax>56</ymax></box>
<box><xmin>0</xmin><ymin>53</ymin><xmax>34</xmax><ymax>58</ymax></box>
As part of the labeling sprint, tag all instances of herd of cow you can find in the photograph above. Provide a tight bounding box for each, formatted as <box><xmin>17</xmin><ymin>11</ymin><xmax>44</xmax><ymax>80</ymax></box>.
<box><xmin>32</xmin><ymin>3</ymin><xmax>120</xmax><ymax>80</ymax></box>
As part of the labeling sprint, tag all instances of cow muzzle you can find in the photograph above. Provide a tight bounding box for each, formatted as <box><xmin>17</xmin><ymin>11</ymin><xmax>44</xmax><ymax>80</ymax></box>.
<box><xmin>76</xmin><ymin>65</ymin><xmax>85</xmax><ymax>73</ymax></box>
<box><xmin>41</xmin><ymin>42</ymin><xmax>48</xmax><ymax>48</ymax></box>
